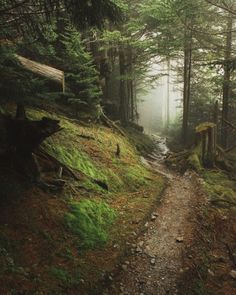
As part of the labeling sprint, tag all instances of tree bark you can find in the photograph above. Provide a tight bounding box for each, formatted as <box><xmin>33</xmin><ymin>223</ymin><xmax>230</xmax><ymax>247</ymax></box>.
<box><xmin>182</xmin><ymin>27</ymin><xmax>192</xmax><ymax>145</ymax></box>
<box><xmin>119</xmin><ymin>46</ymin><xmax>129</xmax><ymax>125</ymax></box>
<box><xmin>166</xmin><ymin>59</ymin><xmax>170</xmax><ymax>131</ymax></box>
<box><xmin>221</xmin><ymin>15</ymin><xmax>233</xmax><ymax>149</ymax></box>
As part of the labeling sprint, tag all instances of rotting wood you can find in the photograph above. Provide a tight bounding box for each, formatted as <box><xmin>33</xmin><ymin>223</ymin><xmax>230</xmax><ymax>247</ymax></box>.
<box><xmin>195</xmin><ymin>122</ymin><xmax>217</xmax><ymax>167</ymax></box>
<box><xmin>16</xmin><ymin>55</ymin><xmax>65</xmax><ymax>93</ymax></box>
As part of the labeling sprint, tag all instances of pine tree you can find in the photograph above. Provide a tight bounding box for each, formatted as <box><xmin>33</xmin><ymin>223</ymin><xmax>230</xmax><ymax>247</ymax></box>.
<box><xmin>60</xmin><ymin>27</ymin><xmax>102</xmax><ymax>115</ymax></box>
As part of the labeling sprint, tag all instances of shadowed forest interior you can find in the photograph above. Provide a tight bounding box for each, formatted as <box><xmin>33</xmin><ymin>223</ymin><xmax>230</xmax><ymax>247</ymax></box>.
<box><xmin>0</xmin><ymin>1</ymin><xmax>236</xmax><ymax>294</ymax></box>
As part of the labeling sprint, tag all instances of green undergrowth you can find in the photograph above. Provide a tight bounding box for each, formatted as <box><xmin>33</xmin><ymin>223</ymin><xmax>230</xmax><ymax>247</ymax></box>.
<box><xmin>45</xmin><ymin>143</ymin><xmax>106</xmax><ymax>181</ymax></box>
<box><xmin>28</xmin><ymin>108</ymin><xmax>153</xmax><ymax>194</ymax></box>
<box><xmin>202</xmin><ymin>170</ymin><xmax>236</xmax><ymax>210</ymax></box>
<box><xmin>181</xmin><ymin>169</ymin><xmax>236</xmax><ymax>295</ymax></box>
<box><xmin>0</xmin><ymin>107</ymin><xmax>165</xmax><ymax>294</ymax></box>
<box><xmin>125</xmin><ymin>127</ymin><xmax>156</xmax><ymax>155</ymax></box>
<box><xmin>50</xmin><ymin>266</ymin><xmax>80</xmax><ymax>287</ymax></box>
<box><xmin>65</xmin><ymin>200</ymin><xmax>117</xmax><ymax>249</ymax></box>
<box><xmin>26</xmin><ymin>109</ymin><xmax>162</xmax><ymax>252</ymax></box>
<box><xmin>188</xmin><ymin>144</ymin><xmax>203</xmax><ymax>172</ymax></box>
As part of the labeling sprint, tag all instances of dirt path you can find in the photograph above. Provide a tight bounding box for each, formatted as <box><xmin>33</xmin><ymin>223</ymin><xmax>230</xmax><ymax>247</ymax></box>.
<box><xmin>103</xmin><ymin>138</ymin><xmax>205</xmax><ymax>295</ymax></box>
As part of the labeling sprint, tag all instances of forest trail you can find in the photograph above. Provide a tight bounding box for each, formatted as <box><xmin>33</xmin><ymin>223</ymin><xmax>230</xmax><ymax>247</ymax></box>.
<box><xmin>106</xmin><ymin>136</ymin><xmax>205</xmax><ymax>295</ymax></box>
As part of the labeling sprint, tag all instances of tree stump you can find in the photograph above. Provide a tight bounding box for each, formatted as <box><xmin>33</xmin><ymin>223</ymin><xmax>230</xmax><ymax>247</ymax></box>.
<box><xmin>0</xmin><ymin>104</ymin><xmax>62</xmax><ymax>181</ymax></box>
<box><xmin>195</xmin><ymin>122</ymin><xmax>217</xmax><ymax>168</ymax></box>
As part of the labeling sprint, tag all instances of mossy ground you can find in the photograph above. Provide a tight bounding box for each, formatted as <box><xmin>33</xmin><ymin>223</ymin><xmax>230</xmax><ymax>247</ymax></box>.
<box><xmin>178</xmin><ymin>168</ymin><xmax>236</xmax><ymax>295</ymax></box>
<box><xmin>0</xmin><ymin>106</ymin><xmax>165</xmax><ymax>294</ymax></box>
<box><xmin>202</xmin><ymin>170</ymin><xmax>236</xmax><ymax>212</ymax></box>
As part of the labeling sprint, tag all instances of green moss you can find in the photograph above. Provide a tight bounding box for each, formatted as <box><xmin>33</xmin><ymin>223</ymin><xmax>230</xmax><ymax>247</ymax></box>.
<box><xmin>28</xmin><ymin>107</ymin><xmax>157</xmax><ymax>195</ymax></box>
<box><xmin>124</xmin><ymin>164</ymin><xmax>151</xmax><ymax>190</ymax></box>
<box><xmin>50</xmin><ymin>266</ymin><xmax>70</xmax><ymax>282</ymax></box>
<box><xmin>80</xmin><ymin>179</ymin><xmax>107</xmax><ymax>194</ymax></box>
<box><xmin>50</xmin><ymin>266</ymin><xmax>80</xmax><ymax>287</ymax></box>
<box><xmin>202</xmin><ymin>170</ymin><xmax>233</xmax><ymax>188</ymax></box>
<box><xmin>188</xmin><ymin>152</ymin><xmax>202</xmax><ymax>172</ymax></box>
<box><xmin>196</xmin><ymin>122</ymin><xmax>216</xmax><ymax>133</ymax></box>
<box><xmin>26</xmin><ymin>107</ymin><xmax>163</xmax><ymax>209</ymax></box>
<box><xmin>105</xmin><ymin>169</ymin><xmax>125</xmax><ymax>192</ymax></box>
<box><xmin>202</xmin><ymin>171</ymin><xmax>236</xmax><ymax>209</ymax></box>
<box><xmin>45</xmin><ymin>142</ymin><xmax>107</xmax><ymax>181</ymax></box>
<box><xmin>64</xmin><ymin>200</ymin><xmax>117</xmax><ymax>249</ymax></box>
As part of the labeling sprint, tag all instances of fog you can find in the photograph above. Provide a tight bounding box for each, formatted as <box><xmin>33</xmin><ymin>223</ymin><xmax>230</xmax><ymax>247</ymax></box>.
<box><xmin>137</xmin><ymin>62</ymin><xmax>182</xmax><ymax>134</ymax></box>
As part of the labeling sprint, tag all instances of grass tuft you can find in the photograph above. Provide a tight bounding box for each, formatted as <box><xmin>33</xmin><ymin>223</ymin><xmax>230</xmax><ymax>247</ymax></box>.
<box><xmin>65</xmin><ymin>200</ymin><xmax>117</xmax><ymax>249</ymax></box>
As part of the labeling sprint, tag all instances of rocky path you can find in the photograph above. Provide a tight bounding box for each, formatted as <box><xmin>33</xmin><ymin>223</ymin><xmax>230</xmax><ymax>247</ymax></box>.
<box><xmin>104</xmin><ymin>137</ymin><xmax>205</xmax><ymax>295</ymax></box>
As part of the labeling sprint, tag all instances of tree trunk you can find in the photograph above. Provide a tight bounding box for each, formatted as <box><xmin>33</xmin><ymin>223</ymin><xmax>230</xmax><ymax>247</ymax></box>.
<box><xmin>182</xmin><ymin>28</ymin><xmax>192</xmax><ymax>145</ymax></box>
<box><xmin>166</xmin><ymin>59</ymin><xmax>170</xmax><ymax>131</ymax></box>
<box><xmin>127</xmin><ymin>47</ymin><xmax>135</xmax><ymax>122</ymax></box>
<box><xmin>119</xmin><ymin>46</ymin><xmax>129</xmax><ymax>125</ymax></box>
<box><xmin>213</xmin><ymin>100</ymin><xmax>219</xmax><ymax>142</ymax></box>
<box><xmin>0</xmin><ymin>104</ymin><xmax>62</xmax><ymax>181</ymax></box>
<box><xmin>196</xmin><ymin>123</ymin><xmax>217</xmax><ymax>168</ymax></box>
<box><xmin>221</xmin><ymin>15</ymin><xmax>233</xmax><ymax>148</ymax></box>
<box><xmin>130</xmin><ymin>79</ymin><xmax>134</xmax><ymax>121</ymax></box>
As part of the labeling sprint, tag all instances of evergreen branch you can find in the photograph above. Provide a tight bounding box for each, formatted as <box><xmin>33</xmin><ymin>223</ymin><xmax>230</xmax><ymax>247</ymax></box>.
<box><xmin>205</xmin><ymin>0</ymin><xmax>236</xmax><ymax>15</ymax></box>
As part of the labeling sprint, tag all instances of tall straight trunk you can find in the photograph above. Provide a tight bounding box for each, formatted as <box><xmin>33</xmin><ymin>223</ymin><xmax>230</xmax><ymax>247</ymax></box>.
<box><xmin>182</xmin><ymin>28</ymin><xmax>192</xmax><ymax>145</ymax></box>
<box><xmin>166</xmin><ymin>59</ymin><xmax>170</xmax><ymax>130</ymax></box>
<box><xmin>119</xmin><ymin>46</ymin><xmax>128</xmax><ymax>125</ymax></box>
<box><xmin>127</xmin><ymin>47</ymin><xmax>134</xmax><ymax>121</ymax></box>
<box><xmin>133</xmin><ymin>78</ymin><xmax>138</xmax><ymax>120</ymax></box>
<box><xmin>221</xmin><ymin>15</ymin><xmax>233</xmax><ymax>148</ymax></box>
<box><xmin>130</xmin><ymin>80</ymin><xmax>134</xmax><ymax>121</ymax></box>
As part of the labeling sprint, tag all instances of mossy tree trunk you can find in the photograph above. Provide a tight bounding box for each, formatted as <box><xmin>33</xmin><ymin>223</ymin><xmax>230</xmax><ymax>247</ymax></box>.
<box><xmin>196</xmin><ymin>123</ymin><xmax>217</xmax><ymax>168</ymax></box>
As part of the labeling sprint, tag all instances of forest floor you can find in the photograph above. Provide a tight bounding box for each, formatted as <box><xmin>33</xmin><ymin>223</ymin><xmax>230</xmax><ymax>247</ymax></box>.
<box><xmin>0</xmin><ymin>105</ymin><xmax>235</xmax><ymax>294</ymax></box>
<box><xmin>0</xmin><ymin>106</ymin><xmax>165</xmax><ymax>295</ymax></box>
<box><xmin>103</xmin><ymin>137</ymin><xmax>236</xmax><ymax>295</ymax></box>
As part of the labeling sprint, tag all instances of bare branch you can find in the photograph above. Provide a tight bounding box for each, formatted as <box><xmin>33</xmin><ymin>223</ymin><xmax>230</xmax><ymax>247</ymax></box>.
<box><xmin>205</xmin><ymin>0</ymin><xmax>236</xmax><ymax>16</ymax></box>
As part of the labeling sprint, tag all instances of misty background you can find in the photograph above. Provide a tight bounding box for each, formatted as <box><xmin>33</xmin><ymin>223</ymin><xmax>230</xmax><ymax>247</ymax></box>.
<box><xmin>137</xmin><ymin>62</ymin><xmax>182</xmax><ymax>134</ymax></box>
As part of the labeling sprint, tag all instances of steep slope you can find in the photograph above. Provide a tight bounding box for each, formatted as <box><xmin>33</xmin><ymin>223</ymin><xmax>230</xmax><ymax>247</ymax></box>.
<box><xmin>0</xmin><ymin>107</ymin><xmax>165</xmax><ymax>295</ymax></box>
